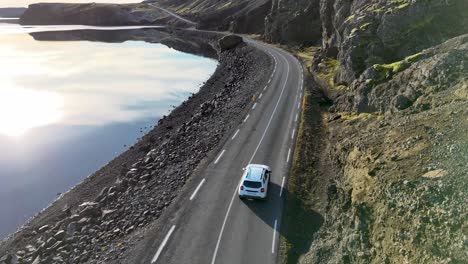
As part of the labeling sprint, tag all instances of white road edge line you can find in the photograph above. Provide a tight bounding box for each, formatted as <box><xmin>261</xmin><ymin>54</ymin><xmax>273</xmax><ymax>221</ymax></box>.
<box><xmin>243</xmin><ymin>114</ymin><xmax>250</xmax><ymax>123</ymax></box>
<box><xmin>214</xmin><ymin>149</ymin><xmax>226</xmax><ymax>164</ymax></box>
<box><xmin>287</xmin><ymin>148</ymin><xmax>291</xmax><ymax>163</ymax></box>
<box><xmin>212</xmin><ymin>50</ymin><xmax>291</xmax><ymax>264</ymax></box>
<box><xmin>291</xmin><ymin>129</ymin><xmax>295</xmax><ymax>140</ymax></box>
<box><xmin>151</xmin><ymin>225</ymin><xmax>176</xmax><ymax>264</ymax></box>
<box><xmin>295</xmin><ymin>114</ymin><xmax>298</xmax><ymax>122</ymax></box>
<box><xmin>272</xmin><ymin>219</ymin><xmax>278</xmax><ymax>254</ymax></box>
<box><xmin>252</xmin><ymin>103</ymin><xmax>257</xmax><ymax>110</ymax></box>
<box><xmin>189</xmin><ymin>179</ymin><xmax>206</xmax><ymax>201</ymax></box>
<box><xmin>231</xmin><ymin>129</ymin><xmax>240</xmax><ymax>140</ymax></box>
<box><xmin>297</xmin><ymin>101</ymin><xmax>300</xmax><ymax>109</ymax></box>
<box><xmin>259</xmin><ymin>93</ymin><xmax>263</xmax><ymax>99</ymax></box>
<box><xmin>280</xmin><ymin>177</ymin><xmax>285</xmax><ymax>197</ymax></box>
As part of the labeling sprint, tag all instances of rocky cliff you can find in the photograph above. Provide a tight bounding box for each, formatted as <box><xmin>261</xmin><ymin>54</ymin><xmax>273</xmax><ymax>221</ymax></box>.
<box><xmin>278</xmin><ymin>0</ymin><xmax>467</xmax><ymax>263</ymax></box>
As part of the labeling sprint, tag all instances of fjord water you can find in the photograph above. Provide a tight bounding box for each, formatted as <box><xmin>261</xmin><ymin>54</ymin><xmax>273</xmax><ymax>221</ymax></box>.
<box><xmin>0</xmin><ymin>24</ymin><xmax>217</xmax><ymax>238</ymax></box>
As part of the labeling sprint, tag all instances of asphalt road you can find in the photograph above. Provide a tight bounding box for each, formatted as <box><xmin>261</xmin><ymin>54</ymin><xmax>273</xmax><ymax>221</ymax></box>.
<box><xmin>129</xmin><ymin>4</ymin><xmax>305</xmax><ymax>263</ymax></box>
<box><xmin>133</xmin><ymin>33</ymin><xmax>304</xmax><ymax>263</ymax></box>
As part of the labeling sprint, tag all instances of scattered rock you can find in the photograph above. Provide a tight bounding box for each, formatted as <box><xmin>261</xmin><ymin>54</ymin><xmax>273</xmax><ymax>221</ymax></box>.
<box><xmin>423</xmin><ymin>169</ymin><xmax>448</xmax><ymax>179</ymax></box>
<box><xmin>37</xmin><ymin>225</ymin><xmax>49</xmax><ymax>233</ymax></box>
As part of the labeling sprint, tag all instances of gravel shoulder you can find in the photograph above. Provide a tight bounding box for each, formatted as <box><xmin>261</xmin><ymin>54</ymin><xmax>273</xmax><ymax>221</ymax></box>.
<box><xmin>0</xmin><ymin>28</ymin><xmax>273</xmax><ymax>264</ymax></box>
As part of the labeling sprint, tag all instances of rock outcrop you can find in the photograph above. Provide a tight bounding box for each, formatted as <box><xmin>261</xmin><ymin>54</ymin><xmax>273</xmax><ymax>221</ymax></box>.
<box><xmin>340</xmin><ymin>34</ymin><xmax>468</xmax><ymax>113</ymax></box>
<box><xmin>318</xmin><ymin>0</ymin><xmax>468</xmax><ymax>85</ymax></box>
<box><xmin>218</xmin><ymin>34</ymin><xmax>244</xmax><ymax>51</ymax></box>
<box><xmin>264</xmin><ymin>0</ymin><xmax>321</xmax><ymax>45</ymax></box>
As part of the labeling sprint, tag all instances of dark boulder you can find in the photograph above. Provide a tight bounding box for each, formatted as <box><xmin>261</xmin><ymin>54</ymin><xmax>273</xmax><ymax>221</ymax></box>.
<box><xmin>219</xmin><ymin>35</ymin><xmax>244</xmax><ymax>51</ymax></box>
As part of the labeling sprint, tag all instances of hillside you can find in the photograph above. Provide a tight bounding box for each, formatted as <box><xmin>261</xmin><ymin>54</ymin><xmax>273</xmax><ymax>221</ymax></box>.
<box><xmin>0</xmin><ymin>8</ymin><xmax>26</xmax><ymax>18</ymax></box>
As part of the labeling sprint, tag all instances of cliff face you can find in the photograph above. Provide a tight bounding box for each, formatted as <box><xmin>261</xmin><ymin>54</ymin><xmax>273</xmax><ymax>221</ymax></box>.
<box><xmin>319</xmin><ymin>0</ymin><xmax>468</xmax><ymax>85</ymax></box>
<box><xmin>298</xmin><ymin>34</ymin><xmax>467</xmax><ymax>264</ymax></box>
<box><xmin>264</xmin><ymin>0</ymin><xmax>321</xmax><ymax>45</ymax></box>
<box><xmin>262</xmin><ymin>0</ymin><xmax>468</xmax><ymax>84</ymax></box>
<box><xmin>149</xmin><ymin>0</ymin><xmax>271</xmax><ymax>34</ymax></box>
<box><xmin>280</xmin><ymin>1</ymin><xmax>467</xmax><ymax>263</ymax></box>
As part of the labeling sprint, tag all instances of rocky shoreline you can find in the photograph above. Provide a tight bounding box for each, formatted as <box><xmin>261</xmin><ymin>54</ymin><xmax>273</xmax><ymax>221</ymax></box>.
<box><xmin>0</xmin><ymin>29</ymin><xmax>273</xmax><ymax>264</ymax></box>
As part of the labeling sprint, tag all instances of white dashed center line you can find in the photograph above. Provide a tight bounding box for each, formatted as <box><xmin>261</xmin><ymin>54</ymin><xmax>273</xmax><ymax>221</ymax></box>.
<box><xmin>151</xmin><ymin>225</ymin><xmax>176</xmax><ymax>263</ymax></box>
<box><xmin>252</xmin><ymin>103</ymin><xmax>257</xmax><ymax>110</ymax></box>
<box><xmin>231</xmin><ymin>129</ymin><xmax>240</xmax><ymax>140</ymax></box>
<box><xmin>243</xmin><ymin>114</ymin><xmax>250</xmax><ymax>123</ymax></box>
<box><xmin>190</xmin><ymin>179</ymin><xmax>206</xmax><ymax>201</ymax></box>
<box><xmin>286</xmin><ymin>148</ymin><xmax>291</xmax><ymax>163</ymax></box>
<box><xmin>214</xmin><ymin>150</ymin><xmax>226</xmax><ymax>164</ymax></box>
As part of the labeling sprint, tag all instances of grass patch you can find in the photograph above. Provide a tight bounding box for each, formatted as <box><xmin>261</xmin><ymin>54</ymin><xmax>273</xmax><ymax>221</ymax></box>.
<box><xmin>397</xmin><ymin>2</ymin><xmax>409</xmax><ymax>9</ymax></box>
<box><xmin>219</xmin><ymin>1</ymin><xmax>232</xmax><ymax>9</ymax></box>
<box><xmin>345</xmin><ymin>14</ymin><xmax>355</xmax><ymax>23</ymax></box>
<box><xmin>405</xmin><ymin>52</ymin><xmax>423</xmax><ymax>63</ymax></box>
<box><xmin>297</xmin><ymin>46</ymin><xmax>320</xmax><ymax>69</ymax></box>
<box><xmin>360</xmin><ymin>22</ymin><xmax>372</xmax><ymax>31</ymax></box>
<box><xmin>339</xmin><ymin>112</ymin><xmax>383</xmax><ymax>121</ymax></box>
<box><xmin>317</xmin><ymin>58</ymin><xmax>339</xmax><ymax>88</ymax></box>
<box><xmin>372</xmin><ymin>52</ymin><xmax>424</xmax><ymax>83</ymax></box>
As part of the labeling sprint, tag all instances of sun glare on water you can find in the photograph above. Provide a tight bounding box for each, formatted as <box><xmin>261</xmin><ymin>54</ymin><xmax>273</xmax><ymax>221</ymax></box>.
<box><xmin>0</xmin><ymin>87</ymin><xmax>63</xmax><ymax>137</ymax></box>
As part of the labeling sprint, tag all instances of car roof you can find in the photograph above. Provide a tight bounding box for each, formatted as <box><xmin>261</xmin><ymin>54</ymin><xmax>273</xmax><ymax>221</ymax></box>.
<box><xmin>244</xmin><ymin>166</ymin><xmax>265</xmax><ymax>182</ymax></box>
<box><xmin>247</xmin><ymin>164</ymin><xmax>271</xmax><ymax>170</ymax></box>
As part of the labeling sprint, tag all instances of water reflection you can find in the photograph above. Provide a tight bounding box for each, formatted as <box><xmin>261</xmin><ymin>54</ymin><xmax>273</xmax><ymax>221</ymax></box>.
<box><xmin>0</xmin><ymin>87</ymin><xmax>63</xmax><ymax>136</ymax></box>
<box><xmin>0</xmin><ymin>25</ymin><xmax>217</xmax><ymax>238</ymax></box>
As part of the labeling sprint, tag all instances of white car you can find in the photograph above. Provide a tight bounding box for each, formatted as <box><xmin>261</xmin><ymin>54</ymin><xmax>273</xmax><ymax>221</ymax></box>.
<box><xmin>238</xmin><ymin>164</ymin><xmax>271</xmax><ymax>200</ymax></box>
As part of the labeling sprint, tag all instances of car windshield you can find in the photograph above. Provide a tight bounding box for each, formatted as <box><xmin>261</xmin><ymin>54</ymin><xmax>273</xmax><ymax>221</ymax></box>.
<box><xmin>243</xmin><ymin>180</ymin><xmax>261</xmax><ymax>188</ymax></box>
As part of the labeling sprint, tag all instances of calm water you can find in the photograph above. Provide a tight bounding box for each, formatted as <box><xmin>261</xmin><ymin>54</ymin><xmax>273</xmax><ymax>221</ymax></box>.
<box><xmin>0</xmin><ymin>24</ymin><xmax>217</xmax><ymax>238</ymax></box>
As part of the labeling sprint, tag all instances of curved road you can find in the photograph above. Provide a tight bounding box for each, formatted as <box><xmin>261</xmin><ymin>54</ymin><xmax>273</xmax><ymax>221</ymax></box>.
<box><xmin>134</xmin><ymin>5</ymin><xmax>304</xmax><ymax>264</ymax></box>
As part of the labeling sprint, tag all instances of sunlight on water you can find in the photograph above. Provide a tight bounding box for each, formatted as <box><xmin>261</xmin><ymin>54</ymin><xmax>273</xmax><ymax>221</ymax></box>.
<box><xmin>0</xmin><ymin>87</ymin><xmax>63</xmax><ymax>136</ymax></box>
<box><xmin>0</xmin><ymin>29</ymin><xmax>216</xmax><ymax>136</ymax></box>
<box><xmin>0</xmin><ymin>25</ymin><xmax>217</xmax><ymax>238</ymax></box>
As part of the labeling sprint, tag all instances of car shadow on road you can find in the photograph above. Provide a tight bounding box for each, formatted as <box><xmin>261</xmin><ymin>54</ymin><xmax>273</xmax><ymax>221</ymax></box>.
<box><xmin>241</xmin><ymin>181</ymin><xmax>324</xmax><ymax>263</ymax></box>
